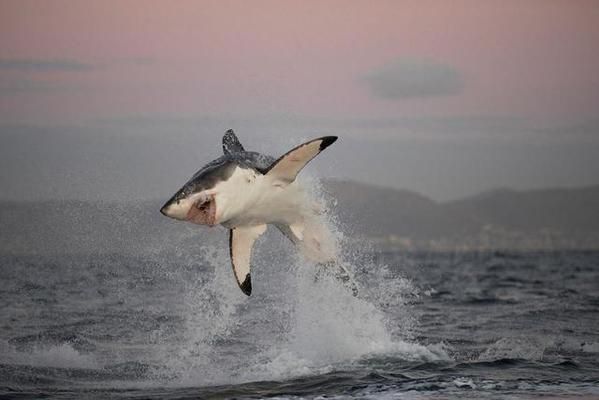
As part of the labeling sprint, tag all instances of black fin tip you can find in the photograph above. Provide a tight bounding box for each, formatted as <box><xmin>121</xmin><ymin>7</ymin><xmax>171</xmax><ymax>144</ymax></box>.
<box><xmin>240</xmin><ymin>273</ymin><xmax>252</xmax><ymax>296</ymax></box>
<box><xmin>319</xmin><ymin>136</ymin><xmax>338</xmax><ymax>151</ymax></box>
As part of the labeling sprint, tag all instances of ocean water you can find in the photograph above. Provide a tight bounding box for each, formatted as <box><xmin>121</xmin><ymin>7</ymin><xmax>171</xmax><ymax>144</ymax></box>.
<box><xmin>1</xmin><ymin>245</ymin><xmax>598</xmax><ymax>399</ymax></box>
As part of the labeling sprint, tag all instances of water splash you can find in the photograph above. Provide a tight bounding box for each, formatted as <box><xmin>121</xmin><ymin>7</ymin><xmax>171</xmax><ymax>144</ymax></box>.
<box><xmin>0</xmin><ymin>340</ymin><xmax>98</xmax><ymax>369</ymax></box>
<box><xmin>153</xmin><ymin>177</ymin><xmax>448</xmax><ymax>386</ymax></box>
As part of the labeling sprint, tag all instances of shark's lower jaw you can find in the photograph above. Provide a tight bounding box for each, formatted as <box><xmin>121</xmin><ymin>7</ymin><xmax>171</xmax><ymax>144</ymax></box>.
<box><xmin>186</xmin><ymin>195</ymin><xmax>217</xmax><ymax>226</ymax></box>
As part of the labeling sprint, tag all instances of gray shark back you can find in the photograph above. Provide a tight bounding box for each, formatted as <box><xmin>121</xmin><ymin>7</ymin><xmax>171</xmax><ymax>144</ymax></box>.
<box><xmin>232</xmin><ymin>151</ymin><xmax>276</xmax><ymax>173</ymax></box>
<box><xmin>190</xmin><ymin>151</ymin><xmax>274</xmax><ymax>180</ymax></box>
<box><xmin>221</xmin><ymin>129</ymin><xmax>275</xmax><ymax>172</ymax></box>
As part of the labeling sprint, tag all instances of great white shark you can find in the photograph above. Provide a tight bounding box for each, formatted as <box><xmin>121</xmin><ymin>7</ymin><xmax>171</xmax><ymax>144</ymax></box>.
<box><xmin>160</xmin><ymin>129</ymin><xmax>355</xmax><ymax>296</ymax></box>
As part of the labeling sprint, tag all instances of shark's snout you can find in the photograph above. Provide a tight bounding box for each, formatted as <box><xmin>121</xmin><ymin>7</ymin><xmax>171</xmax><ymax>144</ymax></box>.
<box><xmin>159</xmin><ymin>204</ymin><xmax>169</xmax><ymax>217</ymax></box>
<box><xmin>160</xmin><ymin>199</ymin><xmax>188</xmax><ymax>221</ymax></box>
<box><xmin>160</xmin><ymin>202</ymin><xmax>175</xmax><ymax>218</ymax></box>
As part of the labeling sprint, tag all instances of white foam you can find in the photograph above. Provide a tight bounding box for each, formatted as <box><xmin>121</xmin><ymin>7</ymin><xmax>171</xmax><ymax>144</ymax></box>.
<box><xmin>0</xmin><ymin>340</ymin><xmax>98</xmax><ymax>369</ymax></box>
<box><xmin>453</xmin><ymin>377</ymin><xmax>477</xmax><ymax>389</ymax></box>
<box><xmin>581</xmin><ymin>341</ymin><xmax>599</xmax><ymax>353</ymax></box>
<box><xmin>478</xmin><ymin>336</ymin><xmax>546</xmax><ymax>361</ymax></box>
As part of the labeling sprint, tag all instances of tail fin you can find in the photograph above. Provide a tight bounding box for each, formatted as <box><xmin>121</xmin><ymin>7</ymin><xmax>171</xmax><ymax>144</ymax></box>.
<box><xmin>275</xmin><ymin>216</ymin><xmax>359</xmax><ymax>297</ymax></box>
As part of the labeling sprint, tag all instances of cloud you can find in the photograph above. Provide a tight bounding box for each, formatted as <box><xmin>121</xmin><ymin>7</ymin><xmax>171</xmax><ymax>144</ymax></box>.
<box><xmin>362</xmin><ymin>58</ymin><xmax>464</xmax><ymax>99</ymax></box>
<box><xmin>0</xmin><ymin>58</ymin><xmax>95</xmax><ymax>72</ymax></box>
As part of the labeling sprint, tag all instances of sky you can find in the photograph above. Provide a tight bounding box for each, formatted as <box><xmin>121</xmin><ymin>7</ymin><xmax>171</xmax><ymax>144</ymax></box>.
<box><xmin>1</xmin><ymin>0</ymin><xmax>598</xmax><ymax>201</ymax></box>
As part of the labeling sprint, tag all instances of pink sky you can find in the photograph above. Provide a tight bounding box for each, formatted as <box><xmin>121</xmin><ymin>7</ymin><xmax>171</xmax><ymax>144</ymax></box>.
<box><xmin>1</xmin><ymin>1</ymin><xmax>599</xmax><ymax>201</ymax></box>
<box><xmin>1</xmin><ymin>0</ymin><xmax>598</xmax><ymax>126</ymax></box>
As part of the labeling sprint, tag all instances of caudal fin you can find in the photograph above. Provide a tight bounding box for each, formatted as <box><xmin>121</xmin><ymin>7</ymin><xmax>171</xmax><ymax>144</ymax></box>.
<box><xmin>276</xmin><ymin>218</ymin><xmax>359</xmax><ymax>297</ymax></box>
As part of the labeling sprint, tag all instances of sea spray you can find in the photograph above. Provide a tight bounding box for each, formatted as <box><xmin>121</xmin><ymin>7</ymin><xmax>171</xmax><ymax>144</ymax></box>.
<box><xmin>161</xmin><ymin>244</ymin><xmax>249</xmax><ymax>385</ymax></box>
<box><xmin>154</xmin><ymin>177</ymin><xmax>447</xmax><ymax>386</ymax></box>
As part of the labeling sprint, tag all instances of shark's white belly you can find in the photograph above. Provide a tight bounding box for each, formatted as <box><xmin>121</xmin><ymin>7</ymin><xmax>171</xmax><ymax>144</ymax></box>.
<box><xmin>214</xmin><ymin>166</ymin><xmax>312</xmax><ymax>228</ymax></box>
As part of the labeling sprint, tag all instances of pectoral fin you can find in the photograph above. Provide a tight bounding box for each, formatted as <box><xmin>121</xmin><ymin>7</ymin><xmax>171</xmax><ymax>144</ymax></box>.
<box><xmin>265</xmin><ymin>136</ymin><xmax>337</xmax><ymax>186</ymax></box>
<box><xmin>229</xmin><ymin>224</ymin><xmax>267</xmax><ymax>296</ymax></box>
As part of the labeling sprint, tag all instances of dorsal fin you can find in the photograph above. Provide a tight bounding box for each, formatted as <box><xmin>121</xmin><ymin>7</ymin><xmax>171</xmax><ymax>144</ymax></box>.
<box><xmin>265</xmin><ymin>136</ymin><xmax>337</xmax><ymax>186</ymax></box>
<box><xmin>222</xmin><ymin>129</ymin><xmax>245</xmax><ymax>155</ymax></box>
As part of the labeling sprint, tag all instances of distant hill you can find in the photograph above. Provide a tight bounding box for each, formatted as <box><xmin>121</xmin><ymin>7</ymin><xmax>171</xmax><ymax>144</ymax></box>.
<box><xmin>444</xmin><ymin>186</ymin><xmax>599</xmax><ymax>234</ymax></box>
<box><xmin>325</xmin><ymin>180</ymin><xmax>599</xmax><ymax>250</ymax></box>
<box><xmin>324</xmin><ymin>180</ymin><xmax>463</xmax><ymax>239</ymax></box>
<box><xmin>1</xmin><ymin>180</ymin><xmax>599</xmax><ymax>254</ymax></box>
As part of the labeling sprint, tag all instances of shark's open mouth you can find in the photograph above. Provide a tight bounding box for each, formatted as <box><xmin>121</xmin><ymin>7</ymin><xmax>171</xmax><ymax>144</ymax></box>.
<box><xmin>187</xmin><ymin>195</ymin><xmax>217</xmax><ymax>226</ymax></box>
